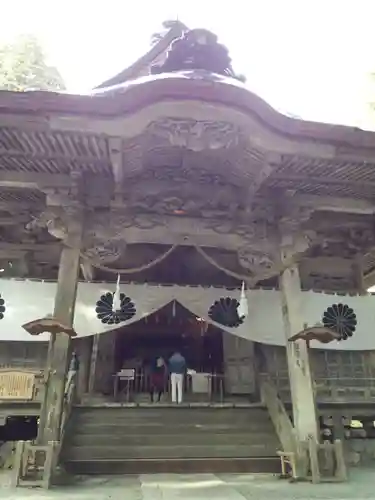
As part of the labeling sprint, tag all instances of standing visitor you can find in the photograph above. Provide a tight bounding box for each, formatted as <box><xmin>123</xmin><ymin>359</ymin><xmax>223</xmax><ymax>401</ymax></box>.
<box><xmin>149</xmin><ymin>356</ymin><xmax>166</xmax><ymax>403</ymax></box>
<box><xmin>168</xmin><ymin>351</ymin><xmax>186</xmax><ymax>404</ymax></box>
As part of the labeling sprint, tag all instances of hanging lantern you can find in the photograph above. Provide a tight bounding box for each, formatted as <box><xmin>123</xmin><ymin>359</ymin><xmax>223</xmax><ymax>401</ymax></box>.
<box><xmin>237</xmin><ymin>281</ymin><xmax>248</xmax><ymax>319</ymax></box>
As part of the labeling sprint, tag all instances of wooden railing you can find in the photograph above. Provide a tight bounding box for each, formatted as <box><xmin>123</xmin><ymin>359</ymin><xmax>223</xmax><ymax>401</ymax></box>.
<box><xmin>111</xmin><ymin>372</ymin><xmax>236</xmax><ymax>403</ymax></box>
<box><xmin>259</xmin><ymin>374</ymin><xmax>296</xmax><ymax>454</ymax></box>
<box><xmin>269</xmin><ymin>376</ymin><xmax>375</xmax><ymax>403</ymax></box>
<box><xmin>60</xmin><ymin>369</ymin><xmax>77</xmax><ymax>444</ymax></box>
<box><xmin>11</xmin><ymin>368</ymin><xmax>78</xmax><ymax>488</ymax></box>
<box><xmin>260</xmin><ymin>373</ymin><xmax>348</xmax><ymax>482</ymax></box>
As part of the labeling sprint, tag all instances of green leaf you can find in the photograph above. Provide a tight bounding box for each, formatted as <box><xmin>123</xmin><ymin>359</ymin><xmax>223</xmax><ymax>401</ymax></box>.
<box><xmin>0</xmin><ymin>34</ymin><xmax>66</xmax><ymax>92</ymax></box>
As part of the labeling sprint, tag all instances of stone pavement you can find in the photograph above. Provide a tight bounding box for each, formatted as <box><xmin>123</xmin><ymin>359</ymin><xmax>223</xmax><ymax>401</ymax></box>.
<box><xmin>0</xmin><ymin>469</ymin><xmax>374</xmax><ymax>499</ymax></box>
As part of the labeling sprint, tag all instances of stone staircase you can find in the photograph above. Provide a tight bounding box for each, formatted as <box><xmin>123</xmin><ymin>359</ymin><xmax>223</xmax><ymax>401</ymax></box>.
<box><xmin>61</xmin><ymin>405</ymin><xmax>281</xmax><ymax>474</ymax></box>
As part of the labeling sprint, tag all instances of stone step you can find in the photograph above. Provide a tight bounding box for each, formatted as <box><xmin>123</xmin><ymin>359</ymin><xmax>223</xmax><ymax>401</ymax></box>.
<box><xmin>64</xmin><ymin>457</ymin><xmax>281</xmax><ymax>475</ymax></box>
<box><xmin>67</xmin><ymin>432</ymin><xmax>278</xmax><ymax>448</ymax></box>
<box><xmin>63</xmin><ymin>443</ymin><xmax>278</xmax><ymax>460</ymax></box>
<box><xmin>62</xmin><ymin>406</ymin><xmax>281</xmax><ymax>472</ymax></box>
<box><xmin>74</xmin><ymin>408</ymin><xmax>271</xmax><ymax>425</ymax></box>
<box><xmin>70</xmin><ymin>420</ymin><xmax>274</xmax><ymax>435</ymax></box>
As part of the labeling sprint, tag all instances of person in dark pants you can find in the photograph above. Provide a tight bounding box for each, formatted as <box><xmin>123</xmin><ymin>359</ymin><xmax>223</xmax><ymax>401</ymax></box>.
<box><xmin>150</xmin><ymin>356</ymin><xmax>166</xmax><ymax>403</ymax></box>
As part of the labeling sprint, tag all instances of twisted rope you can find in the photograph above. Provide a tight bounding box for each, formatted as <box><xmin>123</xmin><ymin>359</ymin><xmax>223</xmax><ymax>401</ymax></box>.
<box><xmin>194</xmin><ymin>245</ymin><xmax>299</xmax><ymax>284</ymax></box>
<box><xmin>80</xmin><ymin>244</ymin><xmax>178</xmax><ymax>275</ymax></box>
<box><xmin>194</xmin><ymin>245</ymin><xmax>255</xmax><ymax>284</ymax></box>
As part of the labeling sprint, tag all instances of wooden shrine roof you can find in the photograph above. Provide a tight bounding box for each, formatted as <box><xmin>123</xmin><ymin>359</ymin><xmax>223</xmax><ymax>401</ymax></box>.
<box><xmin>0</xmin><ymin>124</ymin><xmax>375</xmax><ymax>201</ymax></box>
<box><xmin>0</xmin><ymin>81</ymin><xmax>374</xmax><ymax>149</ymax></box>
<box><xmin>0</xmin><ymin>74</ymin><xmax>375</xmax><ymax>199</ymax></box>
<box><xmin>1</xmin><ymin>70</ymin><xmax>375</xmax><ymax>291</ymax></box>
<box><xmin>0</xmin><ymin>126</ymin><xmax>111</xmax><ymax>178</ymax></box>
<box><xmin>95</xmin><ymin>23</ymin><xmax>187</xmax><ymax>89</ymax></box>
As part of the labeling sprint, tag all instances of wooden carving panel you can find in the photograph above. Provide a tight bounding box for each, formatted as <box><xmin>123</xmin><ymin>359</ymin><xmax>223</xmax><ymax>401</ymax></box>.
<box><xmin>0</xmin><ymin>370</ymin><xmax>35</xmax><ymax>400</ymax></box>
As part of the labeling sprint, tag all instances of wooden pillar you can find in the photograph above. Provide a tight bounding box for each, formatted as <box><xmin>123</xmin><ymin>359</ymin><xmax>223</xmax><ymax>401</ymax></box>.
<box><xmin>92</xmin><ymin>331</ymin><xmax>117</xmax><ymax>394</ymax></box>
<box><xmin>353</xmin><ymin>256</ymin><xmax>367</xmax><ymax>295</ymax></box>
<box><xmin>88</xmin><ymin>334</ymin><xmax>100</xmax><ymax>395</ymax></box>
<box><xmin>332</xmin><ymin>413</ymin><xmax>345</xmax><ymax>441</ymax></box>
<box><xmin>37</xmin><ymin>217</ymin><xmax>83</xmax><ymax>444</ymax></box>
<box><xmin>279</xmin><ymin>252</ymin><xmax>319</xmax><ymax>443</ymax></box>
<box><xmin>75</xmin><ymin>336</ymin><xmax>93</xmax><ymax>399</ymax></box>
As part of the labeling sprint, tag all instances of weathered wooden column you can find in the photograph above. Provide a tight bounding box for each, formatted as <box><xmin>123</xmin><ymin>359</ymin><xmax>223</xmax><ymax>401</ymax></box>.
<box><xmin>88</xmin><ymin>334</ymin><xmax>100</xmax><ymax>395</ymax></box>
<box><xmin>75</xmin><ymin>336</ymin><xmax>93</xmax><ymax>399</ymax></box>
<box><xmin>279</xmin><ymin>235</ymin><xmax>319</xmax><ymax>443</ymax></box>
<box><xmin>37</xmin><ymin>213</ymin><xmax>83</xmax><ymax>444</ymax></box>
<box><xmin>353</xmin><ymin>256</ymin><xmax>367</xmax><ymax>295</ymax></box>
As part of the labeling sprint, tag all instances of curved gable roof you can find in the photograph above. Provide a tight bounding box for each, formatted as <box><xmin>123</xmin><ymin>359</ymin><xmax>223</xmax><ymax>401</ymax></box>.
<box><xmin>95</xmin><ymin>23</ymin><xmax>187</xmax><ymax>89</ymax></box>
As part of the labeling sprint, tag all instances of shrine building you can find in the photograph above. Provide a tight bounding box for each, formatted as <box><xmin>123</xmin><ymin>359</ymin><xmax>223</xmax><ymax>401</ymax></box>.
<box><xmin>0</xmin><ymin>25</ymin><xmax>375</xmax><ymax>485</ymax></box>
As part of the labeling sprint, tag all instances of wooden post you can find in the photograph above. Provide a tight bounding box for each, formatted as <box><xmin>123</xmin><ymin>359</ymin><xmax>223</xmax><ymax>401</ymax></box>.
<box><xmin>37</xmin><ymin>216</ymin><xmax>83</xmax><ymax>444</ymax></box>
<box><xmin>279</xmin><ymin>250</ymin><xmax>319</xmax><ymax>444</ymax></box>
<box><xmin>353</xmin><ymin>256</ymin><xmax>366</xmax><ymax>295</ymax></box>
<box><xmin>332</xmin><ymin>413</ymin><xmax>345</xmax><ymax>441</ymax></box>
<box><xmin>308</xmin><ymin>436</ymin><xmax>320</xmax><ymax>483</ymax></box>
<box><xmin>11</xmin><ymin>441</ymin><xmax>25</xmax><ymax>486</ymax></box>
<box><xmin>75</xmin><ymin>336</ymin><xmax>93</xmax><ymax>399</ymax></box>
<box><xmin>333</xmin><ymin>439</ymin><xmax>347</xmax><ymax>481</ymax></box>
<box><xmin>88</xmin><ymin>334</ymin><xmax>100</xmax><ymax>396</ymax></box>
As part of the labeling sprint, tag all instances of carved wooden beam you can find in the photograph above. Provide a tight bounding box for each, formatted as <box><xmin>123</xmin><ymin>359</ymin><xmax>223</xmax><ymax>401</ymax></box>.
<box><xmin>0</xmin><ymin>201</ymin><xmax>44</xmax><ymax>212</ymax></box>
<box><xmin>245</xmin><ymin>156</ymin><xmax>276</xmax><ymax>202</ymax></box>
<box><xmin>293</xmin><ymin>194</ymin><xmax>375</xmax><ymax>215</ymax></box>
<box><xmin>108</xmin><ymin>137</ymin><xmax>123</xmax><ymax>188</ymax></box>
<box><xmin>0</xmin><ymin>171</ymin><xmax>71</xmax><ymax>189</ymax></box>
<box><xmin>80</xmin><ymin>261</ymin><xmax>95</xmax><ymax>281</ymax></box>
<box><xmin>364</xmin><ymin>268</ymin><xmax>375</xmax><ymax>289</ymax></box>
<box><xmin>0</xmin><ymin>146</ymin><xmax>105</xmax><ymax>165</ymax></box>
<box><xmin>272</xmin><ymin>173</ymin><xmax>375</xmax><ymax>190</ymax></box>
<box><xmin>0</xmin><ymin>248</ymin><xmax>28</xmax><ymax>261</ymax></box>
<box><xmin>0</xmin><ymin>242</ymin><xmax>58</xmax><ymax>252</ymax></box>
<box><xmin>0</xmin><ymin>214</ymin><xmax>30</xmax><ymax>225</ymax></box>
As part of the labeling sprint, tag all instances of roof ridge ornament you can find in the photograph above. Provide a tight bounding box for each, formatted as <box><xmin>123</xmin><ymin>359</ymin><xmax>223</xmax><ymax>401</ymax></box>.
<box><xmin>151</xmin><ymin>28</ymin><xmax>245</xmax><ymax>82</ymax></box>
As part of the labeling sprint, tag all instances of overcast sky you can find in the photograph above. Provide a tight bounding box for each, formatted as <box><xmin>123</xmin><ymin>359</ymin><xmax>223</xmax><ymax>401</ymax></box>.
<box><xmin>2</xmin><ymin>0</ymin><xmax>375</xmax><ymax>128</ymax></box>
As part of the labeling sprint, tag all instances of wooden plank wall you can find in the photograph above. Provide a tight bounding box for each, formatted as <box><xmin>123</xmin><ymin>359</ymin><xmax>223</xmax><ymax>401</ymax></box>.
<box><xmin>1</xmin><ymin>340</ymin><xmax>375</xmax><ymax>403</ymax></box>
<box><xmin>260</xmin><ymin>344</ymin><xmax>375</xmax><ymax>402</ymax></box>
<box><xmin>0</xmin><ymin>342</ymin><xmax>48</xmax><ymax>370</ymax></box>
<box><xmin>0</xmin><ymin>338</ymin><xmax>92</xmax><ymax>372</ymax></box>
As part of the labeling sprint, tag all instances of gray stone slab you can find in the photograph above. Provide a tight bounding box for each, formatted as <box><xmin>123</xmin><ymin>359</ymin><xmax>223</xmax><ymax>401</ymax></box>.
<box><xmin>1</xmin><ymin>468</ymin><xmax>375</xmax><ymax>499</ymax></box>
<box><xmin>145</xmin><ymin>473</ymin><xmax>247</xmax><ymax>500</ymax></box>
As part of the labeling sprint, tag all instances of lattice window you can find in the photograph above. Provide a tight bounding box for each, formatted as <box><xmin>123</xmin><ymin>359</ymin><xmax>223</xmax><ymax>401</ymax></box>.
<box><xmin>0</xmin><ymin>342</ymin><xmax>48</xmax><ymax>369</ymax></box>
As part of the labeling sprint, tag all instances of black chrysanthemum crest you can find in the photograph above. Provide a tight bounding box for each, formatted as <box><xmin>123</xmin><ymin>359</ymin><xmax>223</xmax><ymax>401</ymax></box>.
<box><xmin>322</xmin><ymin>303</ymin><xmax>357</xmax><ymax>341</ymax></box>
<box><xmin>95</xmin><ymin>292</ymin><xmax>136</xmax><ymax>325</ymax></box>
<box><xmin>0</xmin><ymin>294</ymin><xmax>5</xmax><ymax>320</ymax></box>
<box><xmin>208</xmin><ymin>297</ymin><xmax>244</xmax><ymax>328</ymax></box>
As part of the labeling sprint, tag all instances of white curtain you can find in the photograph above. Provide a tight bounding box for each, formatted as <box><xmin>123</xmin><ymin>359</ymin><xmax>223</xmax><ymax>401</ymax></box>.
<box><xmin>1</xmin><ymin>278</ymin><xmax>375</xmax><ymax>350</ymax></box>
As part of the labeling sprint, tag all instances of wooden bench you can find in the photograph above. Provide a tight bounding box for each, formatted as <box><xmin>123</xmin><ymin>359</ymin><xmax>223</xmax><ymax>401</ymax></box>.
<box><xmin>277</xmin><ymin>437</ymin><xmax>347</xmax><ymax>483</ymax></box>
